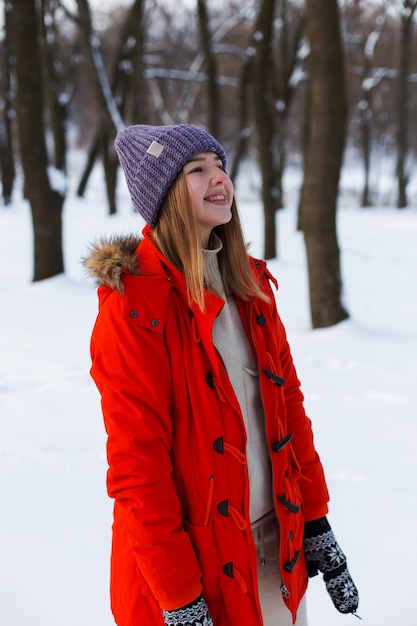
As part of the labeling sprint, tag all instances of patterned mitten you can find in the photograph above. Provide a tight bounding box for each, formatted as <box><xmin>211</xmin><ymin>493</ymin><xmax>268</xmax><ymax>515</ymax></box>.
<box><xmin>162</xmin><ymin>594</ymin><xmax>213</xmax><ymax>626</ymax></box>
<box><xmin>304</xmin><ymin>517</ymin><xmax>359</xmax><ymax>615</ymax></box>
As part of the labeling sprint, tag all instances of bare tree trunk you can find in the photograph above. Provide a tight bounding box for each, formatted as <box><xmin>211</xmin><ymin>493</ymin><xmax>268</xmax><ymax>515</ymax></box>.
<box><xmin>40</xmin><ymin>0</ymin><xmax>72</xmax><ymax>174</ymax></box>
<box><xmin>230</xmin><ymin>52</ymin><xmax>253</xmax><ymax>183</ymax></box>
<box><xmin>360</xmin><ymin>95</ymin><xmax>372</xmax><ymax>207</ymax></box>
<box><xmin>9</xmin><ymin>0</ymin><xmax>65</xmax><ymax>280</ymax></box>
<box><xmin>113</xmin><ymin>0</ymin><xmax>147</xmax><ymax>214</ymax></box>
<box><xmin>270</xmin><ymin>1</ymin><xmax>305</xmax><ymax>210</ymax></box>
<box><xmin>358</xmin><ymin>11</ymin><xmax>386</xmax><ymax>207</ymax></box>
<box><xmin>102</xmin><ymin>129</ymin><xmax>117</xmax><ymax>215</ymax></box>
<box><xmin>300</xmin><ymin>0</ymin><xmax>348</xmax><ymax>328</ymax></box>
<box><xmin>359</xmin><ymin>59</ymin><xmax>373</xmax><ymax>208</ymax></box>
<box><xmin>252</xmin><ymin>0</ymin><xmax>278</xmax><ymax>260</ymax></box>
<box><xmin>75</xmin><ymin>0</ymin><xmax>124</xmax><ymax>134</ymax></box>
<box><xmin>396</xmin><ymin>0</ymin><xmax>417</xmax><ymax>208</ymax></box>
<box><xmin>76</xmin><ymin>126</ymin><xmax>102</xmax><ymax>197</ymax></box>
<box><xmin>0</xmin><ymin>3</ymin><xmax>16</xmax><ymax>205</ymax></box>
<box><xmin>128</xmin><ymin>0</ymin><xmax>147</xmax><ymax>123</ymax></box>
<box><xmin>297</xmin><ymin>54</ymin><xmax>311</xmax><ymax>232</ymax></box>
<box><xmin>76</xmin><ymin>0</ymin><xmax>146</xmax><ymax>207</ymax></box>
<box><xmin>197</xmin><ymin>0</ymin><xmax>220</xmax><ymax>138</ymax></box>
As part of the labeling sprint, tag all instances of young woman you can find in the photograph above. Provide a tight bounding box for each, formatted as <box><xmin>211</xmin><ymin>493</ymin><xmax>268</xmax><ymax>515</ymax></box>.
<box><xmin>85</xmin><ymin>124</ymin><xmax>359</xmax><ymax>626</ymax></box>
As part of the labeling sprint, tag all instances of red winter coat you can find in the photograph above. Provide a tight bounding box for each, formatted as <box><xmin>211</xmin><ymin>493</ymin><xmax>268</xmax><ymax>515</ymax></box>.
<box><xmin>87</xmin><ymin>226</ymin><xmax>329</xmax><ymax>626</ymax></box>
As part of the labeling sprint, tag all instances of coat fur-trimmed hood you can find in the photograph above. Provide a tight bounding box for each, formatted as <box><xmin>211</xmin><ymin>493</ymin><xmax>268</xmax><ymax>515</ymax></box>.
<box><xmin>83</xmin><ymin>234</ymin><xmax>142</xmax><ymax>294</ymax></box>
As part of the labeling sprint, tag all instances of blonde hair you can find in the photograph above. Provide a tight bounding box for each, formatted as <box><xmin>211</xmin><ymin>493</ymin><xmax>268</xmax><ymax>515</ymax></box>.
<box><xmin>152</xmin><ymin>171</ymin><xmax>269</xmax><ymax>311</ymax></box>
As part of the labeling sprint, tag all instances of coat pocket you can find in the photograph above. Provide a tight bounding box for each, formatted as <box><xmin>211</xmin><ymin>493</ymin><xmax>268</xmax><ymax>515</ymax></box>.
<box><xmin>184</xmin><ymin>521</ymin><xmax>221</xmax><ymax>602</ymax></box>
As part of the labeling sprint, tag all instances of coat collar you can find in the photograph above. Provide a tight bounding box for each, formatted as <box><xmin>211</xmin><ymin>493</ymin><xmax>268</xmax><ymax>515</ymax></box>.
<box><xmin>84</xmin><ymin>226</ymin><xmax>226</xmax><ymax>367</ymax></box>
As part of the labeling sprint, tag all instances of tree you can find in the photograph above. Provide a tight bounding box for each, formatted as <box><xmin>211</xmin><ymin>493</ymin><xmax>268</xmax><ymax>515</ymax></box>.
<box><xmin>40</xmin><ymin>0</ymin><xmax>76</xmax><ymax>175</ymax></box>
<box><xmin>0</xmin><ymin>2</ymin><xmax>16</xmax><ymax>205</ymax></box>
<box><xmin>396</xmin><ymin>0</ymin><xmax>417</xmax><ymax>208</ymax></box>
<box><xmin>299</xmin><ymin>0</ymin><xmax>348</xmax><ymax>328</ymax></box>
<box><xmin>251</xmin><ymin>0</ymin><xmax>279</xmax><ymax>260</ymax></box>
<box><xmin>357</xmin><ymin>10</ymin><xmax>387</xmax><ymax>207</ymax></box>
<box><xmin>229</xmin><ymin>46</ymin><xmax>253</xmax><ymax>183</ymax></box>
<box><xmin>270</xmin><ymin>0</ymin><xmax>305</xmax><ymax>212</ymax></box>
<box><xmin>76</xmin><ymin>0</ymin><xmax>146</xmax><ymax>213</ymax></box>
<box><xmin>197</xmin><ymin>0</ymin><xmax>220</xmax><ymax>138</ymax></box>
<box><xmin>250</xmin><ymin>0</ymin><xmax>305</xmax><ymax>259</ymax></box>
<box><xmin>75</xmin><ymin>0</ymin><xmax>124</xmax><ymax>134</ymax></box>
<box><xmin>8</xmin><ymin>0</ymin><xmax>65</xmax><ymax>281</ymax></box>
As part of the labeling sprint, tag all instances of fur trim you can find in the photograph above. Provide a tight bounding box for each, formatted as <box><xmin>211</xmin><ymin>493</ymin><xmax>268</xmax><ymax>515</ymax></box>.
<box><xmin>83</xmin><ymin>234</ymin><xmax>141</xmax><ymax>293</ymax></box>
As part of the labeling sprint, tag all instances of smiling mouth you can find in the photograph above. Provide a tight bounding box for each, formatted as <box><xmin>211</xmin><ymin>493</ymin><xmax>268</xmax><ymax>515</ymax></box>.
<box><xmin>205</xmin><ymin>194</ymin><xmax>226</xmax><ymax>202</ymax></box>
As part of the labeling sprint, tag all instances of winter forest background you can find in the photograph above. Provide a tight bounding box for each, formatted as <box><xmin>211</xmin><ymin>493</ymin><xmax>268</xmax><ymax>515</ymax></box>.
<box><xmin>1</xmin><ymin>1</ymin><xmax>417</xmax><ymax>625</ymax></box>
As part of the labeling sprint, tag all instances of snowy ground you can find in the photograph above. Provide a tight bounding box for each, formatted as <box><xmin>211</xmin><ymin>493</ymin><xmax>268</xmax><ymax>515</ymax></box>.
<box><xmin>1</xmin><ymin>155</ymin><xmax>416</xmax><ymax>626</ymax></box>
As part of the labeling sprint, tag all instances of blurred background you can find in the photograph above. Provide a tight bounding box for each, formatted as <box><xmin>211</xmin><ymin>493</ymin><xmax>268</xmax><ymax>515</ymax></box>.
<box><xmin>1</xmin><ymin>0</ymin><xmax>416</xmax><ymax>328</ymax></box>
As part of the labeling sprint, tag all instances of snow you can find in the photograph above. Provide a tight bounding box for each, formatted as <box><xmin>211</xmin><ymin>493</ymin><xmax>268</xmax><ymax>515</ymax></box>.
<box><xmin>47</xmin><ymin>165</ymin><xmax>67</xmax><ymax>196</ymax></box>
<box><xmin>1</xmin><ymin>153</ymin><xmax>416</xmax><ymax>626</ymax></box>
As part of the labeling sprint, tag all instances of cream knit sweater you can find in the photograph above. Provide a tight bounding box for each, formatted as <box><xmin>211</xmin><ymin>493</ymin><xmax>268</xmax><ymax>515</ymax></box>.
<box><xmin>203</xmin><ymin>239</ymin><xmax>273</xmax><ymax>523</ymax></box>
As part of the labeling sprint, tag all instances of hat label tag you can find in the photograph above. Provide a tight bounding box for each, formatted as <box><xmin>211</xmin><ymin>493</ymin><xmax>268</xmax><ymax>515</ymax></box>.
<box><xmin>147</xmin><ymin>141</ymin><xmax>164</xmax><ymax>158</ymax></box>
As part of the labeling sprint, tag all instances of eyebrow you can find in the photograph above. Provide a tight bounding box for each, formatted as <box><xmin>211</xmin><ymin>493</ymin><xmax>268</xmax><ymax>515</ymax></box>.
<box><xmin>186</xmin><ymin>154</ymin><xmax>222</xmax><ymax>164</ymax></box>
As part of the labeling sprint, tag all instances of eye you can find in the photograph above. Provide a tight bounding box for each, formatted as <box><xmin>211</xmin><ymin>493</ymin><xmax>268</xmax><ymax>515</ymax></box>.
<box><xmin>214</xmin><ymin>159</ymin><xmax>226</xmax><ymax>172</ymax></box>
<box><xmin>186</xmin><ymin>166</ymin><xmax>203</xmax><ymax>174</ymax></box>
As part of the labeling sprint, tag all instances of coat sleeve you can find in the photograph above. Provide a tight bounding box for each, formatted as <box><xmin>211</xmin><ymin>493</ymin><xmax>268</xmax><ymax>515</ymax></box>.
<box><xmin>273</xmin><ymin>304</ymin><xmax>330</xmax><ymax>521</ymax></box>
<box><xmin>90</xmin><ymin>287</ymin><xmax>203</xmax><ymax>611</ymax></box>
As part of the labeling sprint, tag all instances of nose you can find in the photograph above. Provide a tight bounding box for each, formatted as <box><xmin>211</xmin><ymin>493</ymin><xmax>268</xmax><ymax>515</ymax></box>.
<box><xmin>210</xmin><ymin>167</ymin><xmax>228</xmax><ymax>185</ymax></box>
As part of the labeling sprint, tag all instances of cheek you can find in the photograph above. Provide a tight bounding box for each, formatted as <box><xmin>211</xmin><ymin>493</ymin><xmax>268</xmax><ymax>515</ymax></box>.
<box><xmin>185</xmin><ymin>179</ymin><xmax>201</xmax><ymax>204</ymax></box>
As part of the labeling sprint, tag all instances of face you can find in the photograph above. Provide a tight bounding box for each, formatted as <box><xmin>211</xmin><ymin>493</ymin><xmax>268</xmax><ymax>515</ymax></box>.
<box><xmin>182</xmin><ymin>152</ymin><xmax>234</xmax><ymax>246</ymax></box>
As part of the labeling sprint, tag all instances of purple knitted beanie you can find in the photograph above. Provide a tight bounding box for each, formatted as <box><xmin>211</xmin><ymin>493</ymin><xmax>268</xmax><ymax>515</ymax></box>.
<box><xmin>114</xmin><ymin>124</ymin><xmax>227</xmax><ymax>227</ymax></box>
